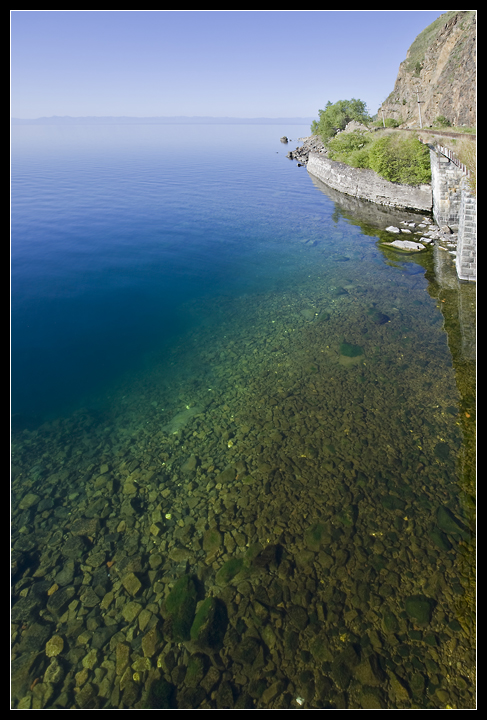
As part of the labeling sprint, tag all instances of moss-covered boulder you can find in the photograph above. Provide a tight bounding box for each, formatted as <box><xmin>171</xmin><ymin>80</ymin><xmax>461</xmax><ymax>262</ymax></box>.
<box><xmin>304</xmin><ymin>522</ymin><xmax>332</xmax><ymax>551</ymax></box>
<box><xmin>310</xmin><ymin>634</ymin><xmax>334</xmax><ymax>663</ymax></box>
<box><xmin>165</xmin><ymin>575</ymin><xmax>198</xmax><ymax>642</ymax></box>
<box><xmin>436</xmin><ymin>506</ymin><xmax>469</xmax><ymax>541</ymax></box>
<box><xmin>184</xmin><ymin>653</ymin><xmax>208</xmax><ymax>687</ymax></box>
<box><xmin>404</xmin><ymin>595</ymin><xmax>433</xmax><ymax>625</ymax></box>
<box><xmin>215</xmin><ymin>557</ymin><xmax>245</xmax><ymax>586</ymax></box>
<box><xmin>330</xmin><ymin>644</ymin><xmax>360</xmax><ymax>690</ymax></box>
<box><xmin>340</xmin><ymin>342</ymin><xmax>364</xmax><ymax>357</ymax></box>
<box><xmin>380</xmin><ymin>494</ymin><xmax>405</xmax><ymax>511</ymax></box>
<box><xmin>367</xmin><ymin>306</ymin><xmax>390</xmax><ymax>325</ymax></box>
<box><xmin>337</xmin><ymin>505</ymin><xmax>358</xmax><ymax>528</ymax></box>
<box><xmin>202</xmin><ymin>527</ymin><xmax>222</xmax><ymax>555</ymax></box>
<box><xmin>190</xmin><ymin>597</ymin><xmax>228</xmax><ymax>651</ymax></box>
<box><xmin>381</xmin><ymin>611</ymin><xmax>399</xmax><ymax>634</ymax></box>
<box><xmin>428</xmin><ymin>527</ymin><xmax>452</xmax><ymax>552</ymax></box>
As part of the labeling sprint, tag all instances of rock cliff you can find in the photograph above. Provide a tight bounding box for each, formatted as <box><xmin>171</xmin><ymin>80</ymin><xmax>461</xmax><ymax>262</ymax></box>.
<box><xmin>377</xmin><ymin>11</ymin><xmax>476</xmax><ymax>128</ymax></box>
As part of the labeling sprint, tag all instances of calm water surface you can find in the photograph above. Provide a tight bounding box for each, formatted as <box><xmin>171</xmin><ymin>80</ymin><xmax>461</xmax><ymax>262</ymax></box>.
<box><xmin>11</xmin><ymin>124</ymin><xmax>475</xmax><ymax>709</ymax></box>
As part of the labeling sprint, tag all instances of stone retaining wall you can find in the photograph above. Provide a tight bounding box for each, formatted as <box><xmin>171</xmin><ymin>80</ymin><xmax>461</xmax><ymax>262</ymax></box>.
<box><xmin>430</xmin><ymin>147</ymin><xmax>463</xmax><ymax>225</ymax></box>
<box><xmin>306</xmin><ymin>153</ymin><xmax>433</xmax><ymax>212</ymax></box>
<box><xmin>429</xmin><ymin>146</ymin><xmax>476</xmax><ymax>282</ymax></box>
<box><xmin>456</xmin><ymin>178</ymin><xmax>477</xmax><ymax>281</ymax></box>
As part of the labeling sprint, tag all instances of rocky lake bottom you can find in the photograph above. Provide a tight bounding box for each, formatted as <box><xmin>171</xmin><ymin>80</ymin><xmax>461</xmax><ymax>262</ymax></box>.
<box><xmin>11</xmin><ymin>232</ymin><xmax>476</xmax><ymax>709</ymax></box>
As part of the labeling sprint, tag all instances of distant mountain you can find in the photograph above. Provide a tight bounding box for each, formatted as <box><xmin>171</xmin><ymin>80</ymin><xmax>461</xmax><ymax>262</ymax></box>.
<box><xmin>377</xmin><ymin>11</ymin><xmax>476</xmax><ymax>128</ymax></box>
<box><xmin>12</xmin><ymin>116</ymin><xmax>316</xmax><ymax>126</ymax></box>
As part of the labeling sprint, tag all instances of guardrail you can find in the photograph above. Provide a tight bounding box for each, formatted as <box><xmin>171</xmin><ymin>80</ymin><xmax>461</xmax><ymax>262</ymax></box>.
<box><xmin>434</xmin><ymin>144</ymin><xmax>472</xmax><ymax>178</ymax></box>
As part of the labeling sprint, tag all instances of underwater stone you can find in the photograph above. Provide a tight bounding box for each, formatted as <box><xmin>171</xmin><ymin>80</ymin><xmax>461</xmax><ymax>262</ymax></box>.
<box><xmin>45</xmin><ymin>635</ymin><xmax>64</xmax><ymax>658</ymax></box>
<box><xmin>381</xmin><ymin>495</ymin><xmax>405</xmax><ymax>511</ymax></box>
<box><xmin>331</xmin><ymin>645</ymin><xmax>360</xmax><ymax>690</ymax></box>
<box><xmin>310</xmin><ymin>634</ymin><xmax>334</xmax><ymax>663</ymax></box>
<box><xmin>359</xmin><ymin>687</ymin><xmax>386</xmax><ymax>709</ymax></box>
<box><xmin>354</xmin><ymin>654</ymin><xmax>385</xmax><ymax>687</ymax></box>
<box><xmin>436</xmin><ymin>506</ymin><xmax>469</xmax><ymax>540</ymax></box>
<box><xmin>60</xmin><ymin>535</ymin><xmax>89</xmax><ymax>559</ymax></box>
<box><xmin>190</xmin><ymin>597</ymin><xmax>228</xmax><ymax>651</ymax></box>
<box><xmin>18</xmin><ymin>493</ymin><xmax>41</xmax><ymax>510</ymax></box>
<box><xmin>404</xmin><ymin>595</ymin><xmax>433</xmax><ymax>625</ymax></box>
<box><xmin>367</xmin><ymin>307</ymin><xmax>390</xmax><ymax>325</ymax></box>
<box><xmin>146</xmin><ymin>678</ymin><xmax>175</xmax><ymax>709</ymax></box>
<box><xmin>185</xmin><ymin>653</ymin><xmax>207</xmax><ymax>688</ymax></box>
<box><xmin>232</xmin><ymin>636</ymin><xmax>261</xmax><ymax>666</ymax></box>
<box><xmin>202</xmin><ymin>527</ymin><xmax>222</xmax><ymax>554</ymax></box>
<box><xmin>304</xmin><ymin>522</ymin><xmax>332</xmax><ymax>551</ymax></box>
<box><xmin>381</xmin><ymin>612</ymin><xmax>399</xmax><ymax>634</ymax></box>
<box><xmin>165</xmin><ymin>574</ymin><xmax>198</xmax><ymax>642</ymax></box>
<box><xmin>215</xmin><ymin>558</ymin><xmax>245</xmax><ymax>586</ymax></box>
<box><xmin>428</xmin><ymin>528</ymin><xmax>452</xmax><ymax>552</ymax></box>
<box><xmin>122</xmin><ymin>572</ymin><xmax>142</xmax><ymax>597</ymax></box>
<box><xmin>434</xmin><ymin>442</ymin><xmax>450</xmax><ymax>461</ymax></box>
<box><xmin>181</xmin><ymin>455</ymin><xmax>198</xmax><ymax>473</ymax></box>
<box><xmin>46</xmin><ymin>586</ymin><xmax>76</xmax><ymax>620</ymax></box>
<box><xmin>216</xmin><ymin>467</ymin><xmax>235</xmax><ymax>483</ymax></box>
<box><xmin>287</xmin><ymin>605</ymin><xmax>308</xmax><ymax>631</ymax></box>
<box><xmin>340</xmin><ymin>342</ymin><xmax>364</xmax><ymax>358</ymax></box>
<box><xmin>141</xmin><ymin>625</ymin><xmax>162</xmax><ymax>658</ymax></box>
<box><xmin>387</xmin><ymin>239</ymin><xmax>425</xmax><ymax>251</ymax></box>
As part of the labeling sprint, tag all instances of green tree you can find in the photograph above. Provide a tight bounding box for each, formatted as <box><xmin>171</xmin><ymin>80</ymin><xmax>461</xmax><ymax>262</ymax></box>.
<box><xmin>311</xmin><ymin>99</ymin><xmax>370</xmax><ymax>142</ymax></box>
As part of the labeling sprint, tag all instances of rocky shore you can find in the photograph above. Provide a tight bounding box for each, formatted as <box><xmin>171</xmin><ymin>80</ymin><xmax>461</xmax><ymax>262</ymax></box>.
<box><xmin>287</xmin><ymin>136</ymin><xmax>459</xmax><ymax>255</ymax></box>
<box><xmin>285</xmin><ymin>134</ymin><xmax>327</xmax><ymax>165</ymax></box>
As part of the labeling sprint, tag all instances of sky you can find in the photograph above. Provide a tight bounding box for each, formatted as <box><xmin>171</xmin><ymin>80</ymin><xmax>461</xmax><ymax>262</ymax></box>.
<box><xmin>11</xmin><ymin>10</ymin><xmax>450</xmax><ymax>120</ymax></box>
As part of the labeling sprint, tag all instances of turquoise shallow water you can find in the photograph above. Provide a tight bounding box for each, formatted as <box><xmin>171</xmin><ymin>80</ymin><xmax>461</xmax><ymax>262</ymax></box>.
<box><xmin>11</xmin><ymin>124</ymin><xmax>475</xmax><ymax>709</ymax></box>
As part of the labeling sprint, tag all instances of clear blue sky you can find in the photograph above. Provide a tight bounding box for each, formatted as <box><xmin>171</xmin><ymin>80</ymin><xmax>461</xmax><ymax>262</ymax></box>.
<box><xmin>11</xmin><ymin>10</ymin><xmax>449</xmax><ymax>120</ymax></box>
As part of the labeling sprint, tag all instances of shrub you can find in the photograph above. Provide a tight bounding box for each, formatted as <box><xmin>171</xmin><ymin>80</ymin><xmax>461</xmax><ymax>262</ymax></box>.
<box><xmin>384</xmin><ymin>118</ymin><xmax>400</xmax><ymax>128</ymax></box>
<box><xmin>311</xmin><ymin>99</ymin><xmax>370</xmax><ymax>143</ymax></box>
<box><xmin>368</xmin><ymin>134</ymin><xmax>431</xmax><ymax>184</ymax></box>
<box><xmin>433</xmin><ymin>115</ymin><xmax>452</xmax><ymax>127</ymax></box>
<box><xmin>326</xmin><ymin>130</ymin><xmax>431</xmax><ymax>185</ymax></box>
<box><xmin>327</xmin><ymin>131</ymin><xmax>373</xmax><ymax>167</ymax></box>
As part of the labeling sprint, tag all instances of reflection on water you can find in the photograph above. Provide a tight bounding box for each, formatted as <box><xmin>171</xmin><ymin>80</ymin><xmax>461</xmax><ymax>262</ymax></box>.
<box><xmin>11</xmin><ymin>135</ymin><xmax>475</xmax><ymax>709</ymax></box>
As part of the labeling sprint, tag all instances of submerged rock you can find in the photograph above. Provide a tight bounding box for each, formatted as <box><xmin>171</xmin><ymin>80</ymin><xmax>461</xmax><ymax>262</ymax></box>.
<box><xmin>190</xmin><ymin>597</ymin><xmax>228</xmax><ymax>651</ymax></box>
<box><xmin>340</xmin><ymin>342</ymin><xmax>364</xmax><ymax>358</ymax></box>
<box><xmin>385</xmin><ymin>240</ymin><xmax>426</xmax><ymax>252</ymax></box>
<box><xmin>165</xmin><ymin>575</ymin><xmax>198</xmax><ymax>642</ymax></box>
<box><xmin>404</xmin><ymin>595</ymin><xmax>433</xmax><ymax>625</ymax></box>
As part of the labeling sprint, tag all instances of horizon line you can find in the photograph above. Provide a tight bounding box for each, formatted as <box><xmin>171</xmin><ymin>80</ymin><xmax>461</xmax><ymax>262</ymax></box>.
<box><xmin>12</xmin><ymin>114</ymin><xmax>316</xmax><ymax>124</ymax></box>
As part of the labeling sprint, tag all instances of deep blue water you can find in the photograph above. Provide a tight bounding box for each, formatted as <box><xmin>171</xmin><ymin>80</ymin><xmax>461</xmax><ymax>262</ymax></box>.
<box><xmin>12</xmin><ymin>124</ymin><xmax>321</xmax><ymax>418</ymax></box>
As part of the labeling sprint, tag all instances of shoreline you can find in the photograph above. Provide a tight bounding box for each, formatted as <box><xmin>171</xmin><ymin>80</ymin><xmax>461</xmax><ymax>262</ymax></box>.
<box><xmin>288</xmin><ymin>135</ymin><xmax>432</xmax><ymax>213</ymax></box>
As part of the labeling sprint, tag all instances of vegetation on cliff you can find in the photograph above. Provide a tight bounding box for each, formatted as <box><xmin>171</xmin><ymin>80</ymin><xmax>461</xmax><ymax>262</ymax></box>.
<box><xmin>326</xmin><ymin>129</ymin><xmax>431</xmax><ymax>185</ymax></box>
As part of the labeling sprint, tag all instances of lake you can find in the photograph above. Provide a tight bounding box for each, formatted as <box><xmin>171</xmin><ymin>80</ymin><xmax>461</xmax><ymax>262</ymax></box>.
<box><xmin>11</xmin><ymin>123</ymin><xmax>475</xmax><ymax>709</ymax></box>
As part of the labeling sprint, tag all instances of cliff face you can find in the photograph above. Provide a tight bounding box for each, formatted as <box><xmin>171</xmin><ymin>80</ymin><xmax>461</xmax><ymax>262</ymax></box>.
<box><xmin>378</xmin><ymin>11</ymin><xmax>476</xmax><ymax>128</ymax></box>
